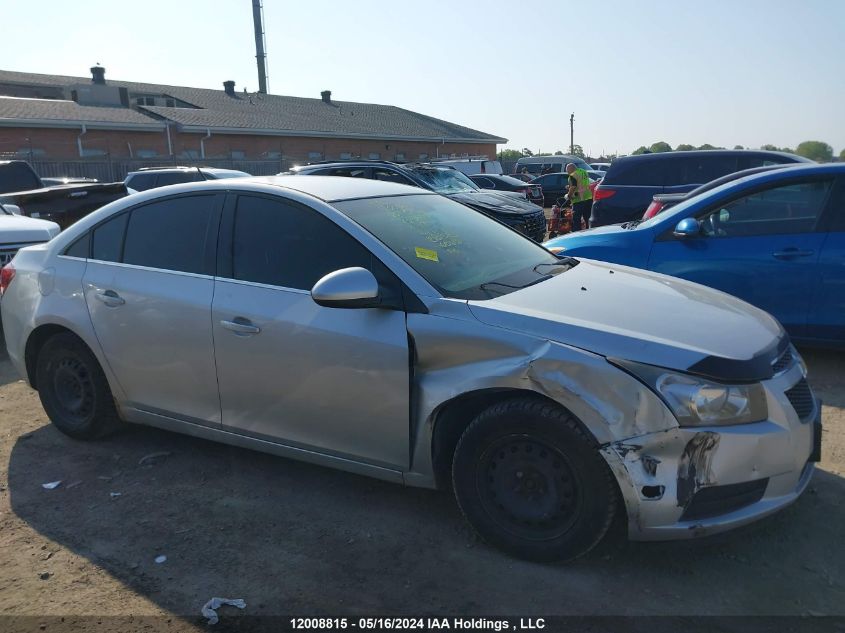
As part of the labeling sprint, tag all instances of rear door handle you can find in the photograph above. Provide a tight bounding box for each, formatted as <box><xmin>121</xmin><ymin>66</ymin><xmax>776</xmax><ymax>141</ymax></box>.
<box><xmin>220</xmin><ymin>318</ymin><xmax>260</xmax><ymax>335</ymax></box>
<box><xmin>773</xmin><ymin>249</ymin><xmax>814</xmax><ymax>260</ymax></box>
<box><xmin>95</xmin><ymin>289</ymin><xmax>124</xmax><ymax>307</ymax></box>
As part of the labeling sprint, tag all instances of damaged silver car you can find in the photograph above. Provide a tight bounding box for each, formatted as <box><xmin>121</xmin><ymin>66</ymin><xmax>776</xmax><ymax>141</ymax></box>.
<box><xmin>0</xmin><ymin>176</ymin><xmax>821</xmax><ymax>561</ymax></box>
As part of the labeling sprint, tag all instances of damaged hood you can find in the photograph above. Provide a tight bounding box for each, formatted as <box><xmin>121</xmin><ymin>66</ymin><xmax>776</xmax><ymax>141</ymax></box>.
<box><xmin>467</xmin><ymin>258</ymin><xmax>785</xmax><ymax>382</ymax></box>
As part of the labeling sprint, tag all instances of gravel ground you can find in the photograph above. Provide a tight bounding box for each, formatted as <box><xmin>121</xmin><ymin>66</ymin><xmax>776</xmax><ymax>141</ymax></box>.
<box><xmin>1</xmin><ymin>341</ymin><xmax>843</xmax><ymax>626</ymax></box>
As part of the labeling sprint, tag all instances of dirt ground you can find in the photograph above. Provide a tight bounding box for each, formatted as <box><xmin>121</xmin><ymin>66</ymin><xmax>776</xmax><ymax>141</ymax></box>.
<box><xmin>1</xmin><ymin>339</ymin><xmax>844</xmax><ymax>626</ymax></box>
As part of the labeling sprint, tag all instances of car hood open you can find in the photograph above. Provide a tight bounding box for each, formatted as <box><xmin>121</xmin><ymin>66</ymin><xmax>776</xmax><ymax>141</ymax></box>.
<box><xmin>467</xmin><ymin>258</ymin><xmax>786</xmax><ymax>382</ymax></box>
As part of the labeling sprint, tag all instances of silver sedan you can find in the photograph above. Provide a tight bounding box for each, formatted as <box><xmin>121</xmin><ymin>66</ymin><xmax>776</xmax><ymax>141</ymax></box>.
<box><xmin>0</xmin><ymin>176</ymin><xmax>820</xmax><ymax>561</ymax></box>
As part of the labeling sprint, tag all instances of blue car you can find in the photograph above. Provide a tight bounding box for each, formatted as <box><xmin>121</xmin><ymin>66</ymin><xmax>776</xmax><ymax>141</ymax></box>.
<box><xmin>545</xmin><ymin>163</ymin><xmax>845</xmax><ymax>346</ymax></box>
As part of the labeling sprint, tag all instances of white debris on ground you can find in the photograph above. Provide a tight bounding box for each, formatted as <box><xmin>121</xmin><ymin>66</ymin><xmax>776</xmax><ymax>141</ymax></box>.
<box><xmin>201</xmin><ymin>597</ymin><xmax>246</xmax><ymax>625</ymax></box>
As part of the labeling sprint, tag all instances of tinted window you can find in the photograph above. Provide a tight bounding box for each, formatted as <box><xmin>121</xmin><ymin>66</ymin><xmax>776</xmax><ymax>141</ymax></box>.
<box><xmin>680</xmin><ymin>155</ymin><xmax>738</xmax><ymax>185</ymax></box>
<box><xmin>91</xmin><ymin>212</ymin><xmax>128</xmax><ymax>262</ymax></box>
<box><xmin>826</xmin><ymin>178</ymin><xmax>845</xmax><ymax>232</ymax></box>
<box><xmin>122</xmin><ymin>196</ymin><xmax>216</xmax><ymax>274</ymax></box>
<box><xmin>606</xmin><ymin>160</ymin><xmax>665</xmax><ymax>186</ymax></box>
<box><xmin>373</xmin><ymin>167</ymin><xmax>415</xmax><ymax>186</ymax></box>
<box><xmin>231</xmin><ymin>195</ymin><xmax>372</xmax><ymax>290</ymax></box>
<box><xmin>155</xmin><ymin>172</ymin><xmax>199</xmax><ymax>187</ymax></box>
<box><xmin>126</xmin><ymin>173</ymin><xmax>157</xmax><ymax>191</ymax></box>
<box><xmin>64</xmin><ymin>232</ymin><xmax>90</xmax><ymax>258</ymax></box>
<box><xmin>700</xmin><ymin>180</ymin><xmax>833</xmax><ymax>238</ymax></box>
<box><xmin>535</xmin><ymin>174</ymin><xmax>563</xmax><ymax>187</ymax></box>
<box><xmin>321</xmin><ymin>167</ymin><xmax>369</xmax><ymax>178</ymax></box>
<box><xmin>0</xmin><ymin>162</ymin><xmax>41</xmax><ymax>194</ymax></box>
<box><xmin>474</xmin><ymin>177</ymin><xmax>496</xmax><ymax>188</ymax></box>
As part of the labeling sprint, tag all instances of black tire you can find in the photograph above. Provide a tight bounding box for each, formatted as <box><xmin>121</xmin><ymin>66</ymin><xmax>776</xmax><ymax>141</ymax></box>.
<box><xmin>35</xmin><ymin>332</ymin><xmax>124</xmax><ymax>440</ymax></box>
<box><xmin>452</xmin><ymin>398</ymin><xmax>617</xmax><ymax>562</ymax></box>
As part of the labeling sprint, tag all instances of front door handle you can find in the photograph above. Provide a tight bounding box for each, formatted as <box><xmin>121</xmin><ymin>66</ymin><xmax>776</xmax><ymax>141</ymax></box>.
<box><xmin>773</xmin><ymin>248</ymin><xmax>814</xmax><ymax>260</ymax></box>
<box><xmin>220</xmin><ymin>318</ymin><xmax>261</xmax><ymax>335</ymax></box>
<box><xmin>95</xmin><ymin>289</ymin><xmax>124</xmax><ymax>307</ymax></box>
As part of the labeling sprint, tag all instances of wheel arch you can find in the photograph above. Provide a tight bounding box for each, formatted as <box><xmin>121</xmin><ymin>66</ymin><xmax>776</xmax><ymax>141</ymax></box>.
<box><xmin>25</xmin><ymin>323</ymin><xmax>95</xmax><ymax>390</ymax></box>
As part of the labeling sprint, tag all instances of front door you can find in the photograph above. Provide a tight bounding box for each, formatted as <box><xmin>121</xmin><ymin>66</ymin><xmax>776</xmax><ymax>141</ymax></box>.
<box><xmin>648</xmin><ymin>178</ymin><xmax>834</xmax><ymax>338</ymax></box>
<box><xmin>83</xmin><ymin>193</ymin><xmax>223</xmax><ymax>424</ymax></box>
<box><xmin>211</xmin><ymin>194</ymin><xmax>410</xmax><ymax>469</ymax></box>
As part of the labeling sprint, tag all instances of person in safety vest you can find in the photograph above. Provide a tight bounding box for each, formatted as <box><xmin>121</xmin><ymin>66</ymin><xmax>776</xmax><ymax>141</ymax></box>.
<box><xmin>565</xmin><ymin>162</ymin><xmax>593</xmax><ymax>232</ymax></box>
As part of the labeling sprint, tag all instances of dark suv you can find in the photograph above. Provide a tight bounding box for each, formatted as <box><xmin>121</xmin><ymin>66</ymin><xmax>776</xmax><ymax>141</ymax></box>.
<box><xmin>590</xmin><ymin>150</ymin><xmax>812</xmax><ymax>227</ymax></box>
<box><xmin>290</xmin><ymin>161</ymin><xmax>547</xmax><ymax>241</ymax></box>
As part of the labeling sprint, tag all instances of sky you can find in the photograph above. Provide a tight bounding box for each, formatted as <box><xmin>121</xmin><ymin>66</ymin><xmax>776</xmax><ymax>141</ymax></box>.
<box><xmin>2</xmin><ymin>0</ymin><xmax>843</xmax><ymax>157</ymax></box>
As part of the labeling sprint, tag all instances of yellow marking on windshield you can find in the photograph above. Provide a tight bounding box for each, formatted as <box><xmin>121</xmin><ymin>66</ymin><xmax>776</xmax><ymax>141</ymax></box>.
<box><xmin>415</xmin><ymin>247</ymin><xmax>440</xmax><ymax>262</ymax></box>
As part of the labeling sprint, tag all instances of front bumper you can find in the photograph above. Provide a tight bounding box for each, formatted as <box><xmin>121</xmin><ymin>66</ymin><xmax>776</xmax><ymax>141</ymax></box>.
<box><xmin>602</xmin><ymin>361</ymin><xmax>820</xmax><ymax>540</ymax></box>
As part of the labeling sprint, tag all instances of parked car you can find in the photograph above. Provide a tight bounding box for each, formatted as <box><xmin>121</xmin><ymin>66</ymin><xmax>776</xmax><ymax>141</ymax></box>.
<box><xmin>290</xmin><ymin>161</ymin><xmax>546</xmax><ymax>242</ymax></box>
<box><xmin>124</xmin><ymin>166</ymin><xmax>251</xmax><ymax>193</ymax></box>
<box><xmin>429</xmin><ymin>158</ymin><xmax>504</xmax><ymax>176</ymax></box>
<box><xmin>531</xmin><ymin>170</ymin><xmax>602</xmax><ymax>206</ymax></box>
<box><xmin>590</xmin><ymin>162</ymin><xmax>611</xmax><ymax>172</ymax></box>
<box><xmin>514</xmin><ymin>155</ymin><xmax>592</xmax><ymax>179</ymax></box>
<box><xmin>40</xmin><ymin>177</ymin><xmax>100</xmax><ymax>186</ymax></box>
<box><xmin>0</xmin><ymin>160</ymin><xmax>127</xmax><ymax>229</ymax></box>
<box><xmin>590</xmin><ymin>150</ymin><xmax>812</xmax><ymax>227</ymax></box>
<box><xmin>469</xmin><ymin>174</ymin><xmax>544</xmax><ymax>206</ymax></box>
<box><xmin>1</xmin><ymin>176</ymin><xmax>819</xmax><ymax>562</ymax></box>
<box><xmin>642</xmin><ymin>164</ymin><xmax>791</xmax><ymax>220</ymax></box>
<box><xmin>546</xmin><ymin>163</ymin><xmax>845</xmax><ymax>345</ymax></box>
<box><xmin>0</xmin><ymin>202</ymin><xmax>60</xmax><ymax>267</ymax></box>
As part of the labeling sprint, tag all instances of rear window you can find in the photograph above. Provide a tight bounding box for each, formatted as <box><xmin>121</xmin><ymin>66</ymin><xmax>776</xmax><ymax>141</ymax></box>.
<box><xmin>0</xmin><ymin>162</ymin><xmax>42</xmax><ymax>194</ymax></box>
<box><xmin>126</xmin><ymin>173</ymin><xmax>156</xmax><ymax>191</ymax></box>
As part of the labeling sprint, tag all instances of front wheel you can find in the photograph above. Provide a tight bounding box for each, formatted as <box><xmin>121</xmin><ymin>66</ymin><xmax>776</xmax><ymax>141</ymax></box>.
<box><xmin>452</xmin><ymin>398</ymin><xmax>617</xmax><ymax>562</ymax></box>
<box><xmin>35</xmin><ymin>333</ymin><xmax>123</xmax><ymax>440</ymax></box>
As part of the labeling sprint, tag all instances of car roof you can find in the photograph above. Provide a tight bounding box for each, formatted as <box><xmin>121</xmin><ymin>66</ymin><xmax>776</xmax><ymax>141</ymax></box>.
<box><xmin>137</xmin><ymin>175</ymin><xmax>434</xmax><ymax>202</ymax></box>
<box><xmin>612</xmin><ymin>149</ymin><xmax>812</xmax><ymax>164</ymax></box>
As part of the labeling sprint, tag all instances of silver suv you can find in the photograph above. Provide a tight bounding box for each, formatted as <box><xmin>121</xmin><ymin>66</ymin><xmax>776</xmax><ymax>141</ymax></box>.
<box><xmin>0</xmin><ymin>176</ymin><xmax>819</xmax><ymax>561</ymax></box>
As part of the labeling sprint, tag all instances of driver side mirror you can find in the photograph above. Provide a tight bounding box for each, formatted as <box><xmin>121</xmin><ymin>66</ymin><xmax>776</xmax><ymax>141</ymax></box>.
<box><xmin>311</xmin><ymin>267</ymin><xmax>381</xmax><ymax>309</ymax></box>
<box><xmin>673</xmin><ymin>217</ymin><xmax>701</xmax><ymax>238</ymax></box>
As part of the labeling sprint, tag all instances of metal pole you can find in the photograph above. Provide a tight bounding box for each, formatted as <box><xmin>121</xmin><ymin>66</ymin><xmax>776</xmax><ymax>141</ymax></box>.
<box><xmin>252</xmin><ymin>0</ymin><xmax>268</xmax><ymax>94</ymax></box>
<box><xmin>569</xmin><ymin>113</ymin><xmax>574</xmax><ymax>154</ymax></box>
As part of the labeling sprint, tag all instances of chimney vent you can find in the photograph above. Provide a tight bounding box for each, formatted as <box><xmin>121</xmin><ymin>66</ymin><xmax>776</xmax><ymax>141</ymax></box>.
<box><xmin>91</xmin><ymin>65</ymin><xmax>106</xmax><ymax>85</ymax></box>
<box><xmin>223</xmin><ymin>80</ymin><xmax>236</xmax><ymax>96</ymax></box>
<box><xmin>321</xmin><ymin>90</ymin><xmax>332</xmax><ymax>104</ymax></box>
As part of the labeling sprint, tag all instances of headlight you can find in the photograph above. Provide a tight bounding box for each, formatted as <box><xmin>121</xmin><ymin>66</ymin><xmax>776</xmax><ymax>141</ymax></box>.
<box><xmin>614</xmin><ymin>360</ymin><xmax>767</xmax><ymax>427</ymax></box>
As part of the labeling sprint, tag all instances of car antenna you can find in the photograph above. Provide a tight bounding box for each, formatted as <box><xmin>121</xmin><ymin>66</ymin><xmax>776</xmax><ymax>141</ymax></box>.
<box><xmin>196</xmin><ymin>166</ymin><xmax>208</xmax><ymax>181</ymax></box>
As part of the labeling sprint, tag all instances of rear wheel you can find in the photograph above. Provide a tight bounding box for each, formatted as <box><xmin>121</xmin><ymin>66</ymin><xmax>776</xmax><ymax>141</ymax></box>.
<box><xmin>452</xmin><ymin>398</ymin><xmax>617</xmax><ymax>562</ymax></box>
<box><xmin>35</xmin><ymin>333</ymin><xmax>123</xmax><ymax>439</ymax></box>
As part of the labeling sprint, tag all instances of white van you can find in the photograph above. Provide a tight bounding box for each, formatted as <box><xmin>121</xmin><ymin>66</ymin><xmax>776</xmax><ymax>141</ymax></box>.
<box><xmin>429</xmin><ymin>158</ymin><xmax>503</xmax><ymax>176</ymax></box>
<box><xmin>514</xmin><ymin>155</ymin><xmax>591</xmax><ymax>177</ymax></box>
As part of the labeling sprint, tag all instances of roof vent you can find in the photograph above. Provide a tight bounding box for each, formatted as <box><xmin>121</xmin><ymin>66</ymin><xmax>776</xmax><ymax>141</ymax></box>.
<box><xmin>91</xmin><ymin>65</ymin><xmax>106</xmax><ymax>85</ymax></box>
<box><xmin>321</xmin><ymin>90</ymin><xmax>332</xmax><ymax>104</ymax></box>
<box><xmin>223</xmin><ymin>80</ymin><xmax>236</xmax><ymax>96</ymax></box>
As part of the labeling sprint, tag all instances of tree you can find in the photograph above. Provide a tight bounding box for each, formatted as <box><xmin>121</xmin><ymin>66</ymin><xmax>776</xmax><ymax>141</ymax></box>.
<box><xmin>498</xmin><ymin>148</ymin><xmax>524</xmax><ymax>161</ymax></box>
<box><xmin>840</xmin><ymin>148</ymin><xmax>845</xmax><ymax>162</ymax></box>
<box><xmin>697</xmin><ymin>144</ymin><xmax>721</xmax><ymax>150</ymax></box>
<box><xmin>570</xmin><ymin>144</ymin><xmax>585</xmax><ymax>158</ymax></box>
<box><xmin>632</xmin><ymin>146</ymin><xmax>650</xmax><ymax>155</ymax></box>
<box><xmin>554</xmin><ymin>150</ymin><xmax>564</xmax><ymax>156</ymax></box>
<box><xmin>675</xmin><ymin>144</ymin><xmax>695</xmax><ymax>151</ymax></box>
<box><xmin>795</xmin><ymin>141</ymin><xmax>833</xmax><ymax>162</ymax></box>
<box><xmin>521</xmin><ymin>148</ymin><xmax>534</xmax><ymax>157</ymax></box>
<box><xmin>733</xmin><ymin>145</ymin><xmax>744</xmax><ymax>150</ymax></box>
<box><xmin>649</xmin><ymin>141</ymin><xmax>672</xmax><ymax>153</ymax></box>
<box><xmin>761</xmin><ymin>144</ymin><xmax>780</xmax><ymax>151</ymax></box>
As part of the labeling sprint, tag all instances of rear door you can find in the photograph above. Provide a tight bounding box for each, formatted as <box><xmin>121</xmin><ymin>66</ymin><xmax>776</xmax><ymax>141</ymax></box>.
<box><xmin>211</xmin><ymin>193</ymin><xmax>410</xmax><ymax>468</ymax></box>
<box><xmin>648</xmin><ymin>177</ymin><xmax>834</xmax><ymax>337</ymax></box>
<box><xmin>808</xmin><ymin>177</ymin><xmax>845</xmax><ymax>342</ymax></box>
<box><xmin>83</xmin><ymin>193</ymin><xmax>223</xmax><ymax>424</ymax></box>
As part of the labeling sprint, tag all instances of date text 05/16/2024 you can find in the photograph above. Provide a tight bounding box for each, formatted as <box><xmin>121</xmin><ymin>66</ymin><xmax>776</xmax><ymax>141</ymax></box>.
<box><xmin>289</xmin><ymin>618</ymin><xmax>547</xmax><ymax>630</ymax></box>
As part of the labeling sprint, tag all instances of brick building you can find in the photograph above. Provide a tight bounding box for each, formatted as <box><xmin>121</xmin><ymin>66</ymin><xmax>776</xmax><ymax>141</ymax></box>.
<box><xmin>0</xmin><ymin>67</ymin><xmax>506</xmax><ymax>166</ymax></box>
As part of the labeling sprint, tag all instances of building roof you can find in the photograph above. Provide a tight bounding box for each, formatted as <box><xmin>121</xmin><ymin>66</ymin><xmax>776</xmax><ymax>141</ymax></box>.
<box><xmin>0</xmin><ymin>69</ymin><xmax>507</xmax><ymax>143</ymax></box>
<box><xmin>0</xmin><ymin>95</ymin><xmax>165</xmax><ymax>129</ymax></box>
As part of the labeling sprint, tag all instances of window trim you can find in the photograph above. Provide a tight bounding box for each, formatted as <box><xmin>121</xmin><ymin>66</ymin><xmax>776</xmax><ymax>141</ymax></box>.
<box><xmin>657</xmin><ymin>175</ymin><xmax>837</xmax><ymax>242</ymax></box>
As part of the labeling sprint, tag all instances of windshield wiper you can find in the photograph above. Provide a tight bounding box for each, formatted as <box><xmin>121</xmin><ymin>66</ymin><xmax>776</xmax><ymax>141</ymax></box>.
<box><xmin>479</xmin><ymin>275</ymin><xmax>553</xmax><ymax>295</ymax></box>
<box><xmin>534</xmin><ymin>258</ymin><xmax>577</xmax><ymax>273</ymax></box>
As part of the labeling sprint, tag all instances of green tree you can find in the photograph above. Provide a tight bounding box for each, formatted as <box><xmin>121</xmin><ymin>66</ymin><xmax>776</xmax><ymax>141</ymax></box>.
<box><xmin>632</xmin><ymin>146</ymin><xmax>650</xmax><ymax>155</ymax></box>
<box><xmin>570</xmin><ymin>144</ymin><xmax>585</xmax><ymax>158</ymax></box>
<box><xmin>649</xmin><ymin>141</ymin><xmax>672</xmax><ymax>153</ymax></box>
<box><xmin>675</xmin><ymin>144</ymin><xmax>695</xmax><ymax>151</ymax></box>
<box><xmin>782</xmin><ymin>147</ymin><xmax>794</xmax><ymax>154</ymax></box>
<box><xmin>761</xmin><ymin>144</ymin><xmax>781</xmax><ymax>151</ymax></box>
<box><xmin>733</xmin><ymin>145</ymin><xmax>744</xmax><ymax>150</ymax></box>
<box><xmin>697</xmin><ymin>144</ymin><xmax>722</xmax><ymax>150</ymax></box>
<box><xmin>795</xmin><ymin>141</ymin><xmax>833</xmax><ymax>162</ymax></box>
<box><xmin>498</xmin><ymin>148</ymin><xmax>524</xmax><ymax>161</ymax></box>
<box><xmin>840</xmin><ymin>148</ymin><xmax>845</xmax><ymax>162</ymax></box>
<box><xmin>521</xmin><ymin>148</ymin><xmax>534</xmax><ymax>157</ymax></box>
<box><xmin>554</xmin><ymin>150</ymin><xmax>564</xmax><ymax>156</ymax></box>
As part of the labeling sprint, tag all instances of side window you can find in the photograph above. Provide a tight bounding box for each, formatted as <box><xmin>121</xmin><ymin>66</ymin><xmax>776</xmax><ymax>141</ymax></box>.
<box><xmin>231</xmin><ymin>196</ymin><xmax>372</xmax><ymax>290</ymax></box>
<box><xmin>126</xmin><ymin>173</ymin><xmax>156</xmax><ymax>191</ymax></box>
<box><xmin>325</xmin><ymin>167</ymin><xmax>369</xmax><ymax>178</ymax></box>
<box><xmin>700</xmin><ymin>180</ymin><xmax>833</xmax><ymax>238</ymax></box>
<box><xmin>475</xmin><ymin>177</ymin><xmax>494</xmax><ymax>188</ymax></box>
<box><xmin>64</xmin><ymin>232</ymin><xmax>90</xmax><ymax>258</ymax></box>
<box><xmin>682</xmin><ymin>156</ymin><xmax>737</xmax><ymax>185</ymax></box>
<box><xmin>91</xmin><ymin>212</ymin><xmax>129</xmax><ymax>262</ymax></box>
<box><xmin>123</xmin><ymin>196</ymin><xmax>216</xmax><ymax>274</ymax></box>
<box><xmin>609</xmin><ymin>162</ymin><xmax>664</xmax><ymax>186</ymax></box>
<box><xmin>827</xmin><ymin>178</ymin><xmax>845</xmax><ymax>232</ymax></box>
<box><xmin>373</xmin><ymin>168</ymin><xmax>414</xmax><ymax>186</ymax></box>
<box><xmin>155</xmin><ymin>172</ymin><xmax>198</xmax><ymax>187</ymax></box>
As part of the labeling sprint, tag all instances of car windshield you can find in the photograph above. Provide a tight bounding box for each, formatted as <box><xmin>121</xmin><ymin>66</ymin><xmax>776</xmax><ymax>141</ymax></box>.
<box><xmin>411</xmin><ymin>168</ymin><xmax>478</xmax><ymax>194</ymax></box>
<box><xmin>335</xmin><ymin>194</ymin><xmax>571</xmax><ymax>300</ymax></box>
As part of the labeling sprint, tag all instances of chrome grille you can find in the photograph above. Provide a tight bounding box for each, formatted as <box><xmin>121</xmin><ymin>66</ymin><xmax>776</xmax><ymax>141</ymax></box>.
<box><xmin>785</xmin><ymin>379</ymin><xmax>814</xmax><ymax>420</ymax></box>
<box><xmin>772</xmin><ymin>347</ymin><xmax>793</xmax><ymax>374</ymax></box>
